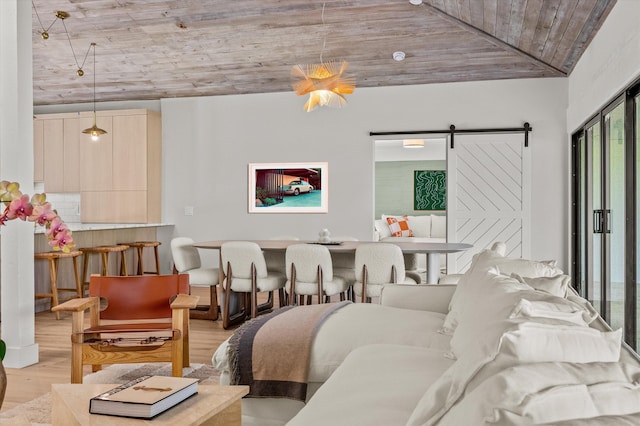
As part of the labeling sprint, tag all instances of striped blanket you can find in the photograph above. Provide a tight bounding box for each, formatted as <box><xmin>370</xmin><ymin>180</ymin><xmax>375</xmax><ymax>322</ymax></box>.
<box><xmin>228</xmin><ymin>301</ymin><xmax>351</xmax><ymax>401</ymax></box>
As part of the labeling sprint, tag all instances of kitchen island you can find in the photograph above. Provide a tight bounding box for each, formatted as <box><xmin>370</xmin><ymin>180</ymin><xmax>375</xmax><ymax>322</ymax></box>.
<box><xmin>34</xmin><ymin>223</ymin><xmax>173</xmax><ymax>313</ymax></box>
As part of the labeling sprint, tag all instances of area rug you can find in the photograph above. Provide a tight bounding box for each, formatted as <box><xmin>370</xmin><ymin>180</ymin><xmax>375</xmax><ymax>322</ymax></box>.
<box><xmin>0</xmin><ymin>363</ymin><xmax>220</xmax><ymax>425</ymax></box>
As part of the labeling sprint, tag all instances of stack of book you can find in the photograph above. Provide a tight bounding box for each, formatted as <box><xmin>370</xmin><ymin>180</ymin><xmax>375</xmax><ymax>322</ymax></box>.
<box><xmin>89</xmin><ymin>375</ymin><xmax>199</xmax><ymax>419</ymax></box>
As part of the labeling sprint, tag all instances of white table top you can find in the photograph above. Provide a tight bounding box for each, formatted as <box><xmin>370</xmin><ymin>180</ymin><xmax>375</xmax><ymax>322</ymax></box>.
<box><xmin>194</xmin><ymin>239</ymin><xmax>473</xmax><ymax>254</ymax></box>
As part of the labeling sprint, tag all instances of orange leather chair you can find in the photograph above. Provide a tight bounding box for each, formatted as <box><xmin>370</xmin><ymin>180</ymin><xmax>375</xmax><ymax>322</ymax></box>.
<box><xmin>52</xmin><ymin>274</ymin><xmax>199</xmax><ymax>384</ymax></box>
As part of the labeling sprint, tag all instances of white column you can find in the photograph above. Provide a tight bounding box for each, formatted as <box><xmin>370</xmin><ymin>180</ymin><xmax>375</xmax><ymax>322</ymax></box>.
<box><xmin>0</xmin><ymin>0</ymin><xmax>39</xmax><ymax>367</ymax></box>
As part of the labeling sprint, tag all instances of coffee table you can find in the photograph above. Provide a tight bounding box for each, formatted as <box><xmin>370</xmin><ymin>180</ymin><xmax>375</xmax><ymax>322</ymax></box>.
<box><xmin>51</xmin><ymin>383</ymin><xmax>249</xmax><ymax>425</ymax></box>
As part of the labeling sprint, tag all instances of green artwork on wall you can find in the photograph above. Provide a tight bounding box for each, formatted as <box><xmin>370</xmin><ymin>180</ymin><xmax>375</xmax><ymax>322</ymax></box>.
<box><xmin>414</xmin><ymin>170</ymin><xmax>446</xmax><ymax>211</ymax></box>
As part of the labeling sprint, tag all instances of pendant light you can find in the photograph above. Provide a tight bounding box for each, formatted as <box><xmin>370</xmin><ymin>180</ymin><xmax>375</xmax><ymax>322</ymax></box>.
<box><xmin>291</xmin><ymin>3</ymin><xmax>355</xmax><ymax>112</ymax></box>
<box><xmin>81</xmin><ymin>43</ymin><xmax>107</xmax><ymax>141</ymax></box>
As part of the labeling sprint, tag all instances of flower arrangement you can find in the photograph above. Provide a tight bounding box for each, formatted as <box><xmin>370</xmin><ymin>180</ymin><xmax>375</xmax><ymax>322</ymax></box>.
<box><xmin>0</xmin><ymin>180</ymin><xmax>75</xmax><ymax>253</ymax></box>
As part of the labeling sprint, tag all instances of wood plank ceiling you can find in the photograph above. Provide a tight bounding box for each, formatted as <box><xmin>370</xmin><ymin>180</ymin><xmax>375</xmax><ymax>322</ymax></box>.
<box><xmin>31</xmin><ymin>0</ymin><xmax>616</xmax><ymax>106</ymax></box>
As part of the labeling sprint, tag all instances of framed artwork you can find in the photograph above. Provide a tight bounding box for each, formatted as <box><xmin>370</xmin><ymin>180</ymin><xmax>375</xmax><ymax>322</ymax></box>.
<box><xmin>248</xmin><ymin>162</ymin><xmax>328</xmax><ymax>213</ymax></box>
<box><xmin>414</xmin><ymin>170</ymin><xmax>446</xmax><ymax>211</ymax></box>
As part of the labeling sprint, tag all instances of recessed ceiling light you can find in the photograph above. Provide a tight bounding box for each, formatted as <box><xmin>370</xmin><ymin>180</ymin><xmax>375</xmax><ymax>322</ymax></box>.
<box><xmin>393</xmin><ymin>51</ymin><xmax>406</xmax><ymax>61</ymax></box>
<box><xmin>409</xmin><ymin>0</ymin><xmax>423</xmax><ymax>5</ymax></box>
<box><xmin>403</xmin><ymin>139</ymin><xmax>425</xmax><ymax>148</ymax></box>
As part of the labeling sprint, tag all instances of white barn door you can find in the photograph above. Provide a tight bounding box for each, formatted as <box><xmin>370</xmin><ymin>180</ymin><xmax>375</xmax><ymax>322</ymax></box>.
<box><xmin>446</xmin><ymin>133</ymin><xmax>531</xmax><ymax>273</ymax></box>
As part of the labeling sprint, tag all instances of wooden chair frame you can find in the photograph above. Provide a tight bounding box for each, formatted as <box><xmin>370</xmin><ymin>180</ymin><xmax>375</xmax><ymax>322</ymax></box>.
<box><xmin>288</xmin><ymin>263</ymin><xmax>325</xmax><ymax>306</ymax></box>
<box><xmin>52</xmin><ymin>274</ymin><xmax>199</xmax><ymax>384</ymax></box>
<box><xmin>360</xmin><ymin>264</ymin><xmax>397</xmax><ymax>303</ymax></box>
<box><xmin>222</xmin><ymin>261</ymin><xmax>283</xmax><ymax>329</ymax></box>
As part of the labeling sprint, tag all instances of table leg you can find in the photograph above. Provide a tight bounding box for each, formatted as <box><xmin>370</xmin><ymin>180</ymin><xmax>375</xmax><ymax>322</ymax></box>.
<box><xmin>426</xmin><ymin>253</ymin><xmax>440</xmax><ymax>284</ymax></box>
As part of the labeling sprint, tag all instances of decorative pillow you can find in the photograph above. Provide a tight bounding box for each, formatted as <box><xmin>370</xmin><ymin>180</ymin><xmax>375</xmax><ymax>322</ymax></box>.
<box><xmin>441</xmin><ymin>247</ymin><xmax>564</xmax><ymax>334</ymax></box>
<box><xmin>501</xmin><ymin>322</ymin><xmax>621</xmax><ymax>363</ymax></box>
<box><xmin>509</xmin><ymin>298</ymin><xmax>592</xmax><ymax>326</ymax></box>
<box><xmin>511</xmin><ymin>273</ymin><xmax>571</xmax><ymax>298</ymax></box>
<box><xmin>431</xmin><ymin>214</ymin><xmax>446</xmax><ymax>238</ymax></box>
<box><xmin>374</xmin><ymin>219</ymin><xmax>392</xmax><ymax>239</ymax></box>
<box><xmin>385</xmin><ymin>215</ymin><xmax>413</xmax><ymax>237</ymax></box>
<box><xmin>406</xmin><ymin>215</ymin><xmax>432</xmax><ymax>238</ymax></box>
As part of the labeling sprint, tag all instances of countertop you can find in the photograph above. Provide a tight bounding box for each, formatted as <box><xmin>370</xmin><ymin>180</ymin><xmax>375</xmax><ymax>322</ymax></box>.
<box><xmin>34</xmin><ymin>222</ymin><xmax>173</xmax><ymax>234</ymax></box>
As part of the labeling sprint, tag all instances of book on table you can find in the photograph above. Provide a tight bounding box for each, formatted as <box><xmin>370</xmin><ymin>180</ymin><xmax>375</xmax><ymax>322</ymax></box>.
<box><xmin>89</xmin><ymin>375</ymin><xmax>199</xmax><ymax>419</ymax></box>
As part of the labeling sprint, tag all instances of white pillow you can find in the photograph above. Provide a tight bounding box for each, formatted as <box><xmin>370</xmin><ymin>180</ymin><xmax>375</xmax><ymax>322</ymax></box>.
<box><xmin>437</xmin><ymin>361</ymin><xmax>640</xmax><ymax>426</ymax></box>
<box><xmin>509</xmin><ymin>298</ymin><xmax>592</xmax><ymax>326</ymax></box>
<box><xmin>448</xmin><ymin>271</ymin><xmax>533</xmax><ymax>357</ymax></box>
<box><xmin>430</xmin><ymin>214</ymin><xmax>446</xmax><ymax>238</ymax></box>
<box><xmin>406</xmin><ymin>215</ymin><xmax>431</xmax><ymax>238</ymax></box>
<box><xmin>511</xmin><ymin>273</ymin><xmax>571</xmax><ymax>298</ymax></box>
<box><xmin>442</xmin><ymin>248</ymin><xmax>563</xmax><ymax>334</ymax></box>
<box><xmin>501</xmin><ymin>323</ymin><xmax>621</xmax><ymax>363</ymax></box>
<box><xmin>374</xmin><ymin>219</ymin><xmax>392</xmax><ymax>239</ymax></box>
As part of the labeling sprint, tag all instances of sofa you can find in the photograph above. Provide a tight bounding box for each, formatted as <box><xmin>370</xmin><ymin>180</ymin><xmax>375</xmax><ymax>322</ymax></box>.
<box><xmin>374</xmin><ymin>214</ymin><xmax>447</xmax><ymax>279</ymax></box>
<box><xmin>213</xmin><ymin>244</ymin><xmax>640</xmax><ymax>425</ymax></box>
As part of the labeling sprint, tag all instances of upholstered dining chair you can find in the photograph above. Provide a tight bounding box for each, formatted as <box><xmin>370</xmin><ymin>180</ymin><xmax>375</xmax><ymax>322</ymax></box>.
<box><xmin>354</xmin><ymin>243</ymin><xmax>417</xmax><ymax>303</ymax></box>
<box><xmin>51</xmin><ymin>274</ymin><xmax>199</xmax><ymax>383</ymax></box>
<box><xmin>285</xmin><ymin>243</ymin><xmax>350</xmax><ymax>305</ymax></box>
<box><xmin>220</xmin><ymin>241</ymin><xmax>287</xmax><ymax>329</ymax></box>
<box><xmin>171</xmin><ymin>237</ymin><xmax>220</xmax><ymax>321</ymax></box>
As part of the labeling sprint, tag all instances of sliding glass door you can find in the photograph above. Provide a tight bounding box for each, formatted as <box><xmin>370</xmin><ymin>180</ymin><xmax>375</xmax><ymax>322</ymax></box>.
<box><xmin>604</xmin><ymin>102</ymin><xmax>625</xmax><ymax>331</ymax></box>
<box><xmin>573</xmin><ymin>96</ymin><xmax>630</xmax><ymax>345</ymax></box>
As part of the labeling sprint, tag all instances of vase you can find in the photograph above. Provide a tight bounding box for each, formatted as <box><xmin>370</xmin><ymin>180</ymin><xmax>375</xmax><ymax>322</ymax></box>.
<box><xmin>0</xmin><ymin>360</ymin><xmax>6</xmax><ymax>410</ymax></box>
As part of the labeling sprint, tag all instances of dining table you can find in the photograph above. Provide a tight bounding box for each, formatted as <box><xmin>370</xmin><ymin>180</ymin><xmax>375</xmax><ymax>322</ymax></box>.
<box><xmin>193</xmin><ymin>239</ymin><xmax>473</xmax><ymax>285</ymax></box>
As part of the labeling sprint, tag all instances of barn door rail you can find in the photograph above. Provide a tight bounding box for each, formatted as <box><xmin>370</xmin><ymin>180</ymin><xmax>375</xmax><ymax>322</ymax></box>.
<box><xmin>369</xmin><ymin>122</ymin><xmax>532</xmax><ymax>149</ymax></box>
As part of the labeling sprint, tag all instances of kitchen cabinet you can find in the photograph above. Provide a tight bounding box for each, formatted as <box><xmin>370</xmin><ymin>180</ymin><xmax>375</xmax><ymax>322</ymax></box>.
<box><xmin>33</xmin><ymin>109</ymin><xmax>161</xmax><ymax>223</ymax></box>
<box><xmin>80</xmin><ymin>109</ymin><xmax>161</xmax><ymax>223</ymax></box>
<box><xmin>33</xmin><ymin>114</ymin><xmax>81</xmax><ymax>192</ymax></box>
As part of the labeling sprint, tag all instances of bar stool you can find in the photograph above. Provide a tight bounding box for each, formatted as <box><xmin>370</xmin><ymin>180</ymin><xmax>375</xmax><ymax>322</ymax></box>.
<box><xmin>34</xmin><ymin>250</ymin><xmax>83</xmax><ymax>320</ymax></box>
<box><xmin>79</xmin><ymin>244</ymin><xmax>130</xmax><ymax>294</ymax></box>
<box><xmin>119</xmin><ymin>241</ymin><xmax>161</xmax><ymax>275</ymax></box>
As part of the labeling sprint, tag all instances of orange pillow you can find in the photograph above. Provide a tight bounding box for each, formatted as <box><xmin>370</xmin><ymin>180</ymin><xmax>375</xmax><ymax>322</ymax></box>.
<box><xmin>386</xmin><ymin>215</ymin><xmax>413</xmax><ymax>237</ymax></box>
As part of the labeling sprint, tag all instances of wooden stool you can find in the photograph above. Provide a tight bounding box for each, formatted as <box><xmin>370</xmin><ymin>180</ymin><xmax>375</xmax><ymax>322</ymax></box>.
<box><xmin>120</xmin><ymin>241</ymin><xmax>161</xmax><ymax>275</ymax></box>
<box><xmin>79</xmin><ymin>245</ymin><xmax>129</xmax><ymax>294</ymax></box>
<box><xmin>34</xmin><ymin>250</ymin><xmax>83</xmax><ymax>320</ymax></box>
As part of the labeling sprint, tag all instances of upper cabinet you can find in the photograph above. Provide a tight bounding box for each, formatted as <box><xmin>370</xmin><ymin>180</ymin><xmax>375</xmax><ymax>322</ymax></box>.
<box><xmin>33</xmin><ymin>109</ymin><xmax>161</xmax><ymax>223</ymax></box>
<box><xmin>33</xmin><ymin>113</ymin><xmax>80</xmax><ymax>192</ymax></box>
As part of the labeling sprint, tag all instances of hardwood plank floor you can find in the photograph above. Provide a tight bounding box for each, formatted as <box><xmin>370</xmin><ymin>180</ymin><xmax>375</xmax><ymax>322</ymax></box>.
<box><xmin>0</xmin><ymin>287</ymin><xmax>235</xmax><ymax>412</ymax></box>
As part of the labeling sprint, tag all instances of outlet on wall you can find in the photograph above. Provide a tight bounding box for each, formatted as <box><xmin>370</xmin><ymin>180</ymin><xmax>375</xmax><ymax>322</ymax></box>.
<box><xmin>184</xmin><ymin>206</ymin><xmax>194</xmax><ymax>216</ymax></box>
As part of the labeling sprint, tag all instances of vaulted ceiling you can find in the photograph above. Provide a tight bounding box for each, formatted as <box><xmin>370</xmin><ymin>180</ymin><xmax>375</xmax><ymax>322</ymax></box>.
<box><xmin>31</xmin><ymin>0</ymin><xmax>616</xmax><ymax>106</ymax></box>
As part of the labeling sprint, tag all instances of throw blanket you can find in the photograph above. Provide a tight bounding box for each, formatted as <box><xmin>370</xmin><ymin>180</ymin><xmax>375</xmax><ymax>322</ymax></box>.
<box><xmin>228</xmin><ymin>301</ymin><xmax>351</xmax><ymax>401</ymax></box>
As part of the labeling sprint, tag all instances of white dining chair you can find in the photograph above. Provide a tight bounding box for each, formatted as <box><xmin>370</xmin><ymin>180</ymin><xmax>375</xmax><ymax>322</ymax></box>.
<box><xmin>220</xmin><ymin>241</ymin><xmax>287</xmax><ymax>329</ymax></box>
<box><xmin>354</xmin><ymin>243</ymin><xmax>417</xmax><ymax>303</ymax></box>
<box><xmin>285</xmin><ymin>244</ymin><xmax>350</xmax><ymax>305</ymax></box>
<box><xmin>170</xmin><ymin>237</ymin><xmax>220</xmax><ymax>320</ymax></box>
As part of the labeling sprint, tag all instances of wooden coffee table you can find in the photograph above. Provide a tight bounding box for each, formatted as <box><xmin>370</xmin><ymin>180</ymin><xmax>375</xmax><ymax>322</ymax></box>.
<box><xmin>51</xmin><ymin>383</ymin><xmax>249</xmax><ymax>425</ymax></box>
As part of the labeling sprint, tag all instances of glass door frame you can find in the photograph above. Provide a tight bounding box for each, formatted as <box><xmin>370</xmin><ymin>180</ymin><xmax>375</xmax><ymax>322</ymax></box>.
<box><xmin>572</xmin><ymin>87</ymin><xmax>638</xmax><ymax>348</ymax></box>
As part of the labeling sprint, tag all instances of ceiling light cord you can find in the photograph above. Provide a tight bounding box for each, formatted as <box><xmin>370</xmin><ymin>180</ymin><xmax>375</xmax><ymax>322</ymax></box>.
<box><xmin>319</xmin><ymin>2</ymin><xmax>326</xmax><ymax>64</ymax></box>
<box><xmin>61</xmin><ymin>18</ymin><xmax>92</xmax><ymax>74</ymax></box>
<box><xmin>91</xmin><ymin>43</ymin><xmax>96</xmax><ymax>113</ymax></box>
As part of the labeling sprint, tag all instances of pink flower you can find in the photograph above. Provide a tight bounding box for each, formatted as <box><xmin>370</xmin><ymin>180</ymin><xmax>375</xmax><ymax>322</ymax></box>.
<box><xmin>30</xmin><ymin>202</ymin><xmax>57</xmax><ymax>226</ymax></box>
<box><xmin>6</xmin><ymin>195</ymin><xmax>33</xmax><ymax>221</ymax></box>
<box><xmin>46</xmin><ymin>217</ymin><xmax>68</xmax><ymax>238</ymax></box>
<box><xmin>49</xmin><ymin>229</ymin><xmax>74</xmax><ymax>253</ymax></box>
<box><xmin>0</xmin><ymin>181</ymin><xmax>75</xmax><ymax>252</ymax></box>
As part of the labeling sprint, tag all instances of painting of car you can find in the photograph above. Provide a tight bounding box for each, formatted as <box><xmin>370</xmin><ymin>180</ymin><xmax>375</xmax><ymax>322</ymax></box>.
<box><xmin>280</xmin><ymin>180</ymin><xmax>314</xmax><ymax>195</ymax></box>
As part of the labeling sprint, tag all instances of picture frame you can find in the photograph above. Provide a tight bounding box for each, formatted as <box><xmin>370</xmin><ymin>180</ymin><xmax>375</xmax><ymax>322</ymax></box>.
<box><xmin>248</xmin><ymin>162</ymin><xmax>328</xmax><ymax>213</ymax></box>
<box><xmin>414</xmin><ymin>170</ymin><xmax>446</xmax><ymax>211</ymax></box>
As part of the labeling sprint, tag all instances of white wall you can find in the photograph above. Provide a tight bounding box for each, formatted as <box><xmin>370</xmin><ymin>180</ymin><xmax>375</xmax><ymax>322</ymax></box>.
<box><xmin>162</xmin><ymin>78</ymin><xmax>568</xmax><ymax>270</ymax></box>
<box><xmin>567</xmin><ymin>0</ymin><xmax>640</xmax><ymax>132</ymax></box>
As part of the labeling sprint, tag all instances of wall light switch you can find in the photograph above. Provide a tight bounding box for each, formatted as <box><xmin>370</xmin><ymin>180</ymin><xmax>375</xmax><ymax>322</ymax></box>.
<box><xmin>184</xmin><ymin>206</ymin><xmax>194</xmax><ymax>216</ymax></box>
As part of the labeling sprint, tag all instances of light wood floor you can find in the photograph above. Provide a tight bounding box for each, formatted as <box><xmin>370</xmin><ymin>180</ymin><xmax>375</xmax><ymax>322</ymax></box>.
<box><xmin>0</xmin><ymin>287</ymin><xmax>235</xmax><ymax>412</ymax></box>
